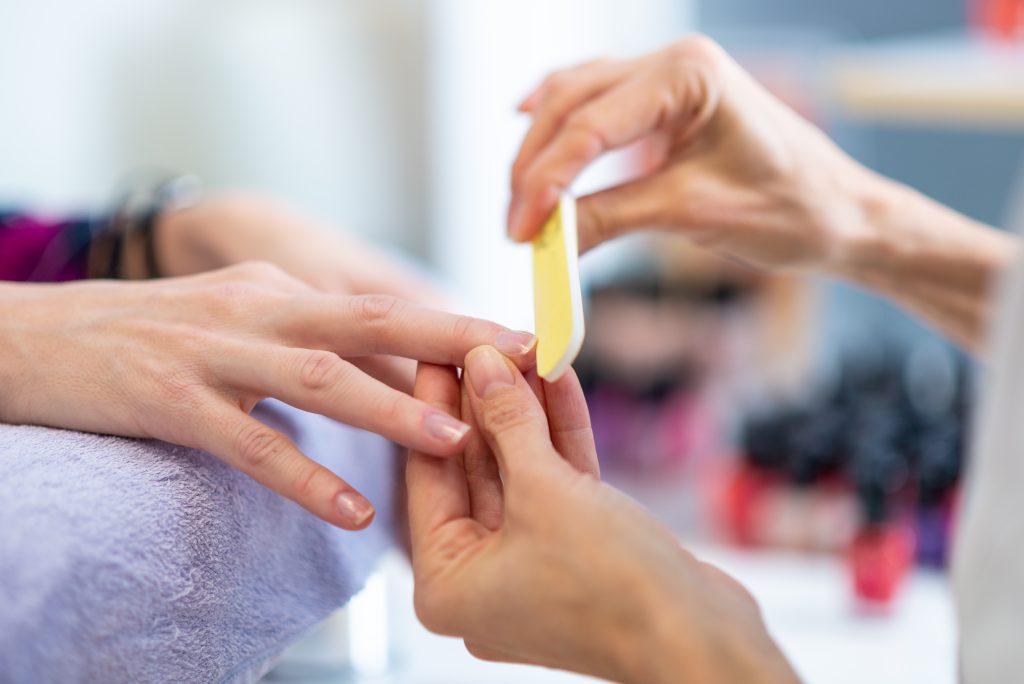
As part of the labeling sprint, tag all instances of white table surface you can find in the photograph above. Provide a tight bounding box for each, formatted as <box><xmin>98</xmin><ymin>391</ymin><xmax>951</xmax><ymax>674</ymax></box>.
<box><xmin>372</xmin><ymin>544</ymin><xmax>955</xmax><ymax>684</ymax></box>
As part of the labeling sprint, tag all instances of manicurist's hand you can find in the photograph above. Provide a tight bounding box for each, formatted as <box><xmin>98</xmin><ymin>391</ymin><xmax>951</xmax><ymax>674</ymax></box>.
<box><xmin>407</xmin><ymin>347</ymin><xmax>798</xmax><ymax>684</ymax></box>
<box><xmin>0</xmin><ymin>263</ymin><xmax>536</xmax><ymax>529</ymax></box>
<box><xmin>509</xmin><ymin>36</ymin><xmax>1018</xmax><ymax>350</ymax></box>
<box><xmin>148</xmin><ymin>194</ymin><xmax>453</xmax><ymax>394</ymax></box>
<box><xmin>508</xmin><ymin>36</ymin><xmax>875</xmax><ymax>268</ymax></box>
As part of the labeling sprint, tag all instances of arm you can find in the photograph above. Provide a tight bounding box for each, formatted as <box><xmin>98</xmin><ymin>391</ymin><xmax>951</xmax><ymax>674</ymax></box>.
<box><xmin>838</xmin><ymin>176</ymin><xmax>1018</xmax><ymax>350</ymax></box>
<box><xmin>508</xmin><ymin>36</ymin><xmax>1019</xmax><ymax>353</ymax></box>
<box><xmin>0</xmin><ymin>269</ymin><xmax>535</xmax><ymax>529</ymax></box>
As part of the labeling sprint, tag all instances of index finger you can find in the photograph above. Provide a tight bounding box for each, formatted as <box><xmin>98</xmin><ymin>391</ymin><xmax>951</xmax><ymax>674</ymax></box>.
<box><xmin>278</xmin><ymin>294</ymin><xmax>538</xmax><ymax>371</ymax></box>
<box><xmin>509</xmin><ymin>43</ymin><xmax>721</xmax><ymax>242</ymax></box>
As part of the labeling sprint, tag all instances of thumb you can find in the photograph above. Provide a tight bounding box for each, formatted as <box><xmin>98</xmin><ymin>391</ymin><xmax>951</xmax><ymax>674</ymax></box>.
<box><xmin>576</xmin><ymin>171</ymin><xmax>682</xmax><ymax>254</ymax></box>
<box><xmin>463</xmin><ymin>346</ymin><xmax>565</xmax><ymax>482</ymax></box>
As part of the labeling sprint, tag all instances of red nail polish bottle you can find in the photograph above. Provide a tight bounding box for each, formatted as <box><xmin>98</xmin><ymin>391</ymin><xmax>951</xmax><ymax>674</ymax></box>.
<box><xmin>850</xmin><ymin>471</ymin><xmax>916</xmax><ymax>607</ymax></box>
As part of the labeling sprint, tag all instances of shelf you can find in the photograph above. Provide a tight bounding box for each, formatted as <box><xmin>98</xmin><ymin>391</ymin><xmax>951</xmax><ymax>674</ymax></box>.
<box><xmin>830</xmin><ymin>32</ymin><xmax>1024</xmax><ymax>129</ymax></box>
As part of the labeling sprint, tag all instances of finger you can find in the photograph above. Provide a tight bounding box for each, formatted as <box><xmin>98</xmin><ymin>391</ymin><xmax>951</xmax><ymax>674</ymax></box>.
<box><xmin>406</xmin><ymin>363</ymin><xmax>471</xmax><ymax>545</ymax></box>
<box><xmin>575</xmin><ymin>171</ymin><xmax>678</xmax><ymax>253</ymax></box>
<box><xmin>463</xmin><ymin>346</ymin><xmax>564</xmax><ymax>480</ymax></box>
<box><xmin>460</xmin><ymin>378</ymin><xmax>504</xmax><ymax>530</ymax></box>
<box><xmin>510</xmin><ymin>58</ymin><xmax>631</xmax><ymax>193</ymax></box>
<box><xmin>516</xmin><ymin>83</ymin><xmax>544</xmax><ymax>113</ymax></box>
<box><xmin>198</xmin><ymin>400</ymin><xmax>375</xmax><ymax>530</ymax></box>
<box><xmin>509</xmin><ymin>56</ymin><xmax>719</xmax><ymax>243</ymax></box>
<box><xmin>275</xmin><ymin>294</ymin><xmax>538</xmax><ymax>371</ymax></box>
<box><xmin>351</xmin><ymin>354</ymin><xmax>415</xmax><ymax>394</ymax></box>
<box><xmin>543</xmin><ymin>368</ymin><xmax>600</xmax><ymax>478</ymax></box>
<box><xmin>465</xmin><ymin>639</ymin><xmax>529</xmax><ymax>665</ymax></box>
<box><xmin>218</xmin><ymin>346</ymin><xmax>472</xmax><ymax>457</ymax></box>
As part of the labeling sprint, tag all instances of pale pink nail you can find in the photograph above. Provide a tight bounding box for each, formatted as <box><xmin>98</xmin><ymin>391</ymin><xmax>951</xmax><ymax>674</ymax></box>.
<box><xmin>508</xmin><ymin>198</ymin><xmax>526</xmax><ymax>240</ymax></box>
<box><xmin>495</xmin><ymin>330</ymin><xmax>537</xmax><ymax>356</ymax></box>
<box><xmin>425</xmin><ymin>411</ymin><xmax>471</xmax><ymax>445</ymax></box>
<box><xmin>336</xmin><ymin>492</ymin><xmax>374</xmax><ymax>527</ymax></box>
<box><xmin>467</xmin><ymin>346</ymin><xmax>516</xmax><ymax>398</ymax></box>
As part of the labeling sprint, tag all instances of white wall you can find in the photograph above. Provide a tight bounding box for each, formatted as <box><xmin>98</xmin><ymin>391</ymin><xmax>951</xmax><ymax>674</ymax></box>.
<box><xmin>0</xmin><ymin>0</ymin><xmax>429</xmax><ymax>250</ymax></box>
<box><xmin>425</xmin><ymin>0</ymin><xmax>693</xmax><ymax>328</ymax></box>
<box><xmin>0</xmin><ymin>0</ymin><xmax>692</xmax><ymax>311</ymax></box>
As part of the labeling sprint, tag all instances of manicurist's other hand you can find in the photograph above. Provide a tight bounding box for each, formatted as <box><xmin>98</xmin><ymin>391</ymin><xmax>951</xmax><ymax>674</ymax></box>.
<box><xmin>508</xmin><ymin>35</ymin><xmax>880</xmax><ymax>271</ymax></box>
<box><xmin>407</xmin><ymin>347</ymin><xmax>798</xmax><ymax>684</ymax></box>
<box><xmin>0</xmin><ymin>263</ymin><xmax>536</xmax><ymax>529</ymax></box>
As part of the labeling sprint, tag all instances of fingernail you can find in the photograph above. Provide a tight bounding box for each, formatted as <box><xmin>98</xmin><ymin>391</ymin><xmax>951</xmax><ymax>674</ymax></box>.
<box><xmin>467</xmin><ymin>346</ymin><xmax>515</xmax><ymax>398</ymax></box>
<box><xmin>336</xmin><ymin>491</ymin><xmax>374</xmax><ymax>527</ymax></box>
<box><xmin>508</xmin><ymin>198</ymin><xmax>525</xmax><ymax>240</ymax></box>
<box><xmin>425</xmin><ymin>410</ymin><xmax>471</xmax><ymax>445</ymax></box>
<box><xmin>495</xmin><ymin>330</ymin><xmax>537</xmax><ymax>356</ymax></box>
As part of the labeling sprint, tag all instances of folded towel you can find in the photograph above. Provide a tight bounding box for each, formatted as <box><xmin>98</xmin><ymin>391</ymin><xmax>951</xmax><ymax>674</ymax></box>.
<box><xmin>0</xmin><ymin>400</ymin><xmax>399</xmax><ymax>683</ymax></box>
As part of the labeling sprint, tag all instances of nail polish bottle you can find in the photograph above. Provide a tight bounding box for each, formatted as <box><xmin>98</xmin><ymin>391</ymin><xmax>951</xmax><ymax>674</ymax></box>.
<box><xmin>850</xmin><ymin>446</ymin><xmax>915</xmax><ymax>607</ymax></box>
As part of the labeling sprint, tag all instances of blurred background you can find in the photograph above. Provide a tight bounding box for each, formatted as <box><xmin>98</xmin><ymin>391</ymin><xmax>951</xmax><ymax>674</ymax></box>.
<box><xmin>4</xmin><ymin>0</ymin><xmax>1023</xmax><ymax>682</ymax></box>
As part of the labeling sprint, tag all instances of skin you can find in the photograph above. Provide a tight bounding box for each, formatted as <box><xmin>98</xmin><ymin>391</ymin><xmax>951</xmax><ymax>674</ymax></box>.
<box><xmin>408</xmin><ymin>347</ymin><xmax>800</xmax><ymax>684</ymax></box>
<box><xmin>0</xmin><ymin>256</ymin><xmax>537</xmax><ymax>531</ymax></box>
<box><xmin>405</xmin><ymin>33</ymin><xmax>1024</xmax><ymax>680</ymax></box>
<box><xmin>508</xmin><ymin>36</ymin><xmax>1019</xmax><ymax>351</ymax></box>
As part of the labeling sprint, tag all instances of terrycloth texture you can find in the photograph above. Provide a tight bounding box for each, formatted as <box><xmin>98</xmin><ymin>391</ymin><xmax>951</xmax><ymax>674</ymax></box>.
<box><xmin>0</xmin><ymin>400</ymin><xmax>399</xmax><ymax>683</ymax></box>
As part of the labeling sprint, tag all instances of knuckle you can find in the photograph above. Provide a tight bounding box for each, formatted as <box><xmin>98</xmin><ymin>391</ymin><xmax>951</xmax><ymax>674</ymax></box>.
<box><xmin>156</xmin><ymin>364</ymin><xmax>208</xmax><ymax>408</ymax></box>
<box><xmin>232</xmin><ymin>260</ymin><xmax>287</xmax><ymax>282</ymax></box>
<box><xmin>205</xmin><ymin>281</ymin><xmax>264</xmax><ymax>311</ymax></box>
<box><xmin>450</xmin><ymin>314</ymin><xmax>484</xmax><ymax>348</ymax></box>
<box><xmin>296</xmin><ymin>350</ymin><xmax>343</xmax><ymax>392</ymax></box>
<box><xmin>564</xmin><ymin>111</ymin><xmax>605</xmax><ymax>159</ymax></box>
<box><xmin>541</xmin><ymin>69</ymin><xmax>568</xmax><ymax>93</ymax></box>
<box><xmin>234</xmin><ymin>422</ymin><xmax>288</xmax><ymax>469</ymax></box>
<box><xmin>669</xmin><ymin>33</ymin><xmax>721</xmax><ymax>64</ymax></box>
<box><xmin>292</xmin><ymin>463</ymin><xmax>326</xmax><ymax>502</ymax></box>
<box><xmin>353</xmin><ymin>294</ymin><xmax>400</xmax><ymax>328</ymax></box>
<box><xmin>375</xmin><ymin>389</ymin><xmax>406</xmax><ymax>422</ymax></box>
<box><xmin>480</xmin><ymin>391</ymin><xmax>541</xmax><ymax>436</ymax></box>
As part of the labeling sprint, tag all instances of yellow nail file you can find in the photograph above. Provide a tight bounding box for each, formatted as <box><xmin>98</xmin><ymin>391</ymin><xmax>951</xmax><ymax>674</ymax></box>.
<box><xmin>532</xmin><ymin>194</ymin><xmax>585</xmax><ymax>381</ymax></box>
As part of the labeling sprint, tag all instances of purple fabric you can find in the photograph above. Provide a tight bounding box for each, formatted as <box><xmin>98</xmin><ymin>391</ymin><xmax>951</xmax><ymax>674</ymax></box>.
<box><xmin>0</xmin><ymin>400</ymin><xmax>400</xmax><ymax>683</ymax></box>
<box><xmin>0</xmin><ymin>213</ymin><xmax>91</xmax><ymax>282</ymax></box>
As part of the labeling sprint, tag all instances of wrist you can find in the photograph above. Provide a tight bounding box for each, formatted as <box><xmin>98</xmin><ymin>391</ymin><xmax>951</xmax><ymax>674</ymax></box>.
<box><xmin>154</xmin><ymin>202</ymin><xmax>221</xmax><ymax>278</ymax></box>
<box><xmin>0</xmin><ymin>283</ymin><xmax>40</xmax><ymax>424</ymax></box>
<box><xmin>612</xmin><ymin>565</ymin><xmax>798</xmax><ymax>684</ymax></box>
<box><xmin>833</xmin><ymin>173</ymin><xmax>1018</xmax><ymax>295</ymax></box>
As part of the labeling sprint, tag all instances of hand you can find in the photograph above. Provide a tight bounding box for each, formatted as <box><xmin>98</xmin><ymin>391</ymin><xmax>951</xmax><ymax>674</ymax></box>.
<box><xmin>407</xmin><ymin>347</ymin><xmax>798</xmax><ymax>684</ymax></box>
<box><xmin>509</xmin><ymin>36</ymin><xmax>1020</xmax><ymax>350</ymax></box>
<box><xmin>0</xmin><ymin>263</ymin><xmax>537</xmax><ymax>530</ymax></box>
<box><xmin>152</xmin><ymin>194</ymin><xmax>454</xmax><ymax>393</ymax></box>
<box><xmin>508</xmin><ymin>35</ymin><xmax>879</xmax><ymax>271</ymax></box>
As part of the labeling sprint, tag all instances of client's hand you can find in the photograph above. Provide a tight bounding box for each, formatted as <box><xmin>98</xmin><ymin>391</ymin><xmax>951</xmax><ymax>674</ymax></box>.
<box><xmin>0</xmin><ymin>264</ymin><xmax>536</xmax><ymax>530</ymax></box>
<box><xmin>151</xmin><ymin>195</ymin><xmax>451</xmax><ymax>394</ymax></box>
<box><xmin>508</xmin><ymin>35</ymin><xmax>877</xmax><ymax>271</ymax></box>
<box><xmin>407</xmin><ymin>347</ymin><xmax>798</xmax><ymax>684</ymax></box>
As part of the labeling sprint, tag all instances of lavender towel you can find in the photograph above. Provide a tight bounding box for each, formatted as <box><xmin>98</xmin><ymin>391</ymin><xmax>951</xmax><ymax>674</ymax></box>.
<box><xmin>0</xmin><ymin>400</ymin><xmax>399</xmax><ymax>683</ymax></box>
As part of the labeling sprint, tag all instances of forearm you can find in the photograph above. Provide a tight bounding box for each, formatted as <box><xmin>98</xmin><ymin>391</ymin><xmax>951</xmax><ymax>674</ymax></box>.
<box><xmin>609</xmin><ymin>572</ymin><xmax>800</xmax><ymax>684</ymax></box>
<box><xmin>834</xmin><ymin>174</ymin><xmax>1019</xmax><ymax>352</ymax></box>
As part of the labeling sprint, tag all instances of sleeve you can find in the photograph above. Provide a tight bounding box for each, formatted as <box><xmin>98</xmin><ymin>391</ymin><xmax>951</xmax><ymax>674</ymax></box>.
<box><xmin>0</xmin><ymin>211</ymin><xmax>97</xmax><ymax>282</ymax></box>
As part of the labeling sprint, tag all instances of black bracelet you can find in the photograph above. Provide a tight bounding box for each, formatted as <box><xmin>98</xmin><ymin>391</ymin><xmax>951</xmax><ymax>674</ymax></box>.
<box><xmin>136</xmin><ymin>205</ymin><xmax>161</xmax><ymax>279</ymax></box>
<box><xmin>99</xmin><ymin>174</ymin><xmax>202</xmax><ymax>280</ymax></box>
